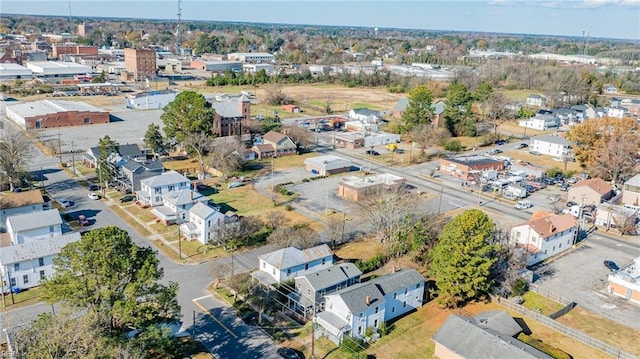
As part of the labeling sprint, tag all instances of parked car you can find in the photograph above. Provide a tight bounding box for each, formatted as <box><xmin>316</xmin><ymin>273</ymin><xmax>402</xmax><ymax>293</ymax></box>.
<box><xmin>277</xmin><ymin>347</ymin><xmax>301</xmax><ymax>359</ymax></box>
<box><xmin>514</xmin><ymin>143</ymin><xmax>529</xmax><ymax>149</ymax></box>
<box><xmin>524</xmin><ymin>185</ymin><xmax>537</xmax><ymax>193</ymax></box>
<box><xmin>496</xmin><ymin>140</ymin><xmax>506</xmax><ymax>146</ymax></box>
<box><xmin>567</xmin><ymin>177</ymin><xmax>579</xmax><ymax>184</ymax></box>
<box><xmin>604</xmin><ymin>260</ymin><xmax>619</xmax><ymax>272</ymax></box>
<box><xmin>493</xmin><ymin>149</ymin><xmax>503</xmax><ymax>154</ymax></box>
<box><xmin>529</xmin><ymin>150</ymin><xmax>542</xmax><ymax>156</ymax></box>
<box><xmin>119</xmin><ymin>195</ymin><xmax>135</xmax><ymax>203</ymax></box>
<box><xmin>566</xmin><ymin>201</ymin><xmax>577</xmax><ymax>207</ymax></box>
<box><xmin>547</xmin><ymin>196</ymin><xmax>560</xmax><ymax>204</ymax></box>
<box><xmin>560</xmin><ymin>184</ymin><xmax>569</xmax><ymax>191</ymax></box>
<box><xmin>88</xmin><ymin>192</ymin><xmax>101</xmax><ymax>200</ymax></box>
<box><xmin>77</xmin><ymin>214</ymin><xmax>89</xmax><ymax>227</ymax></box>
<box><xmin>88</xmin><ymin>184</ymin><xmax>101</xmax><ymax>191</ymax></box>
<box><xmin>58</xmin><ymin>199</ymin><xmax>72</xmax><ymax>208</ymax></box>
<box><xmin>366</xmin><ymin>149</ymin><xmax>380</xmax><ymax>156</ymax></box>
<box><xmin>543</xmin><ymin>177</ymin><xmax>556</xmax><ymax>185</ymax></box>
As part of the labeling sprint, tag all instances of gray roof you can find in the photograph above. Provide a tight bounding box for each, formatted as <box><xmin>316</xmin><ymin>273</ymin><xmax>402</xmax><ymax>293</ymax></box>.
<box><xmin>140</xmin><ymin>170</ymin><xmax>190</xmax><ymax>188</ymax></box>
<box><xmin>260</xmin><ymin>244</ymin><xmax>333</xmax><ymax>270</ymax></box>
<box><xmin>624</xmin><ymin>174</ymin><xmax>640</xmax><ymax>187</ymax></box>
<box><xmin>7</xmin><ymin>209</ymin><xmax>62</xmax><ymax>232</ymax></box>
<box><xmin>433</xmin><ymin>314</ymin><xmax>553</xmax><ymax>359</ymax></box>
<box><xmin>6</xmin><ymin>99</ymin><xmax>106</xmax><ymax>119</ymax></box>
<box><xmin>0</xmin><ymin>232</ymin><xmax>81</xmax><ymax>264</ymax></box>
<box><xmin>164</xmin><ymin>189</ymin><xmax>206</xmax><ymax>206</ymax></box>
<box><xmin>330</xmin><ymin>268</ymin><xmax>423</xmax><ymax>314</ymax></box>
<box><xmin>189</xmin><ymin>202</ymin><xmax>216</xmax><ymax>219</ymax></box>
<box><xmin>446</xmin><ymin>156</ymin><xmax>504</xmax><ymax>167</ymax></box>
<box><xmin>533</xmin><ymin>135</ymin><xmax>572</xmax><ymax>147</ymax></box>
<box><xmin>351</xmin><ymin>108</ymin><xmax>381</xmax><ymax>117</ymax></box>
<box><xmin>87</xmin><ymin>143</ymin><xmax>142</xmax><ymax>161</ymax></box>
<box><xmin>298</xmin><ymin>262</ymin><xmax>362</xmax><ymax>291</ymax></box>
<box><xmin>207</xmin><ymin>97</ymin><xmax>243</xmax><ymax>118</ymax></box>
<box><xmin>474</xmin><ymin>311</ymin><xmax>523</xmax><ymax>337</ymax></box>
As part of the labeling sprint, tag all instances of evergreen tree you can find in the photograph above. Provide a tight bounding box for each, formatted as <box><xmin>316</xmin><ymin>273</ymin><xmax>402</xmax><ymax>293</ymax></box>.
<box><xmin>401</xmin><ymin>85</ymin><xmax>434</xmax><ymax>131</ymax></box>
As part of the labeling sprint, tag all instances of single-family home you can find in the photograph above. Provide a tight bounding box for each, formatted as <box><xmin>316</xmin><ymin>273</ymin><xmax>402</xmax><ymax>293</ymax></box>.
<box><xmin>136</xmin><ymin>170</ymin><xmax>191</xmax><ymax>207</ymax></box>
<box><xmin>551</xmin><ymin>108</ymin><xmax>583</xmax><ymax>126</ymax></box>
<box><xmin>252</xmin><ymin>130</ymin><xmax>297</xmax><ymax>159</ymax></box>
<box><xmin>510</xmin><ymin>211</ymin><xmax>577</xmax><ymax>266</ymax></box>
<box><xmin>304</xmin><ymin>155</ymin><xmax>353</xmax><ymax>176</ymax></box>
<box><xmin>439</xmin><ymin>156</ymin><xmax>506</xmax><ymax>180</ymax></box>
<box><xmin>289</xmin><ymin>262</ymin><xmax>362</xmax><ymax>314</ymax></box>
<box><xmin>525</xmin><ymin>94</ymin><xmax>547</xmax><ymax>107</ymax></box>
<box><xmin>518</xmin><ymin>113</ymin><xmax>560</xmax><ymax>131</ymax></box>
<box><xmin>338</xmin><ymin>174</ymin><xmax>406</xmax><ymax>202</ymax></box>
<box><xmin>607</xmin><ymin>106</ymin><xmax>628</xmax><ymax>119</ymax></box>
<box><xmin>0</xmin><ymin>190</ymin><xmax>45</xmax><ymax>232</ymax></box>
<box><xmin>622</xmin><ymin>174</ymin><xmax>640</xmax><ymax>206</ymax></box>
<box><xmin>348</xmin><ymin>108</ymin><xmax>384</xmax><ymax>124</ymax></box>
<box><xmin>604</xmin><ymin>85</ymin><xmax>618</xmax><ymax>94</ymax></box>
<box><xmin>391</xmin><ymin>99</ymin><xmax>445</xmax><ymax>127</ymax></box>
<box><xmin>608</xmin><ymin>256</ymin><xmax>640</xmax><ymax>305</ymax></box>
<box><xmin>568</xmin><ymin>178</ymin><xmax>614</xmax><ymax>206</ymax></box>
<box><xmin>252</xmin><ymin>244</ymin><xmax>334</xmax><ymax>286</ymax></box>
<box><xmin>179</xmin><ymin>202</ymin><xmax>236</xmax><ymax>245</ymax></box>
<box><xmin>316</xmin><ymin>268</ymin><xmax>425</xmax><ymax>344</ymax></box>
<box><xmin>151</xmin><ymin>188</ymin><xmax>208</xmax><ymax>225</ymax></box>
<box><xmin>0</xmin><ymin>209</ymin><xmax>80</xmax><ymax>290</ymax></box>
<box><xmin>83</xmin><ymin>143</ymin><xmax>144</xmax><ymax>168</ymax></box>
<box><xmin>530</xmin><ymin>135</ymin><xmax>573</xmax><ymax>158</ymax></box>
<box><xmin>433</xmin><ymin>312</ymin><xmax>552</xmax><ymax>359</ymax></box>
<box><xmin>120</xmin><ymin>159</ymin><xmax>164</xmax><ymax>192</ymax></box>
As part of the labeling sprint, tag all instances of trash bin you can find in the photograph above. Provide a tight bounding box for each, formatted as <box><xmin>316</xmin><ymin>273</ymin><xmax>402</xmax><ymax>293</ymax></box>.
<box><xmin>11</xmin><ymin>286</ymin><xmax>20</xmax><ymax>294</ymax></box>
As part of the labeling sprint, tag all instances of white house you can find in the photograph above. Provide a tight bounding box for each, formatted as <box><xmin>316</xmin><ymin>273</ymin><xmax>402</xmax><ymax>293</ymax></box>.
<box><xmin>0</xmin><ymin>190</ymin><xmax>45</xmax><ymax>232</ymax></box>
<box><xmin>316</xmin><ymin>268</ymin><xmax>425</xmax><ymax>344</ymax></box>
<box><xmin>510</xmin><ymin>211</ymin><xmax>577</xmax><ymax>266</ymax></box>
<box><xmin>136</xmin><ymin>170</ymin><xmax>191</xmax><ymax>207</ymax></box>
<box><xmin>290</xmin><ymin>262</ymin><xmax>362</xmax><ymax>314</ymax></box>
<box><xmin>607</xmin><ymin>106</ymin><xmax>628</xmax><ymax>119</ymax></box>
<box><xmin>151</xmin><ymin>188</ymin><xmax>208</xmax><ymax>225</ymax></box>
<box><xmin>530</xmin><ymin>135</ymin><xmax>573</xmax><ymax>158</ymax></box>
<box><xmin>252</xmin><ymin>244</ymin><xmax>334</xmax><ymax>285</ymax></box>
<box><xmin>525</xmin><ymin>94</ymin><xmax>547</xmax><ymax>107</ymax></box>
<box><xmin>348</xmin><ymin>108</ymin><xmax>384</xmax><ymax>124</ymax></box>
<box><xmin>518</xmin><ymin>114</ymin><xmax>559</xmax><ymax>131</ymax></box>
<box><xmin>179</xmin><ymin>202</ymin><xmax>235</xmax><ymax>245</ymax></box>
<box><xmin>0</xmin><ymin>209</ymin><xmax>80</xmax><ymax>290</ymax></box>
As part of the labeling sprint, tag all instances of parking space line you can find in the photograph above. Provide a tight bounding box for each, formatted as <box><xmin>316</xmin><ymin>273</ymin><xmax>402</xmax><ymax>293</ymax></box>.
<box><xmin>192</xmin><ymin>299</ymin><xmax>238</xmax><ymax>339</ymax></box>
<box><xmin>193</xmin><ymin>294</ymin><xmax>213</xmax><ymax>301</ymax></box>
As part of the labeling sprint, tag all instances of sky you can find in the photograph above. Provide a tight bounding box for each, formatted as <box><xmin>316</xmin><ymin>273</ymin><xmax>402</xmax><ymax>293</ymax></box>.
<box><xmin>2</xmin><ymin>0</ymin><xmax>639</xmax><ymax>40</ymax></box>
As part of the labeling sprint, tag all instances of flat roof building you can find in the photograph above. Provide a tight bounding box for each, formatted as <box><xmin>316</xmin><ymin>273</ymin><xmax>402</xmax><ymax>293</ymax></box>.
<box><xmin>124</xmin><ymin>48</ymin><xmax>156</xmax><ymax>81</ymax></box>
<box><xmin>439</xmin><ymin>156</ymin><xmax>506</xmax><ymax>180</ymax></box>
<box><xmin>25</xmin><ymin>61</ymin><xmax>92</xmax><ymax>77</ymax></box>
<box><xmin>338</xmin><ymin>173</ymin><xmax>406</xmax><ymax>202</ymax></box>
<box><xmin>227</xmin><ymin>52</ymin><xmax>275</xmax><ymax>63</ymax></box>
<box><xmin>0</xmin><ymin>63</ymin><xmax>32</xmax><ymax>80</ymax></box>
<box><xmin>6</xmin><ymin>99</ymin><xmax>109</xmax><ymax>129</ymax></box>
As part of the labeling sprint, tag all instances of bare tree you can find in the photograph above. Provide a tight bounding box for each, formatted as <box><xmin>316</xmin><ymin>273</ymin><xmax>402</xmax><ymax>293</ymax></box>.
<box><xmin>409</xmin><ymin>124</ymin><xmax>435</xmax><ymax>157</ymax></box>
<box><xmin>264</xmin><ymin>84</ymin><xmax>290</xmax><ymax>105</ymax></box>
<box><xmin>262</xmin><ymin>210</ymin><xmax>290</xmax><ymax>230</ymax></box>
<box><xmin>208</xmin><ymin>138</ymin><xmax>246</xmax><ymax>173</ymax></box>
<box><xmin>356</xmin><ymin>185</ymin><xmax>417</xmax><ymax>247</ymax></box>
<box><xmin>283</xmin><ymin>125</ymin><xmax>315</xmax><ymax>151</ymax></box>
<box><xmin>481</xmin><ymin>92</ymin><xmax>512</xmax><ymax>134</ymax></box>
<box><xmin>612</xmin><ymin>212</ymin><xmax>637</xmax><ymax>236</ymax></box>
<box><xmin>489</xmin><ymin>227</ymin><xmax>527</xmax><ymax>296</ymax></box>
<box><xmin>590</xmin><ymin>132</ymin><xmax>639</xmax><ymax>185</ymax></box>
<box><xmin>0</xmin><ymin>126</ymin><xmax>33</xmax><ymax>191</ymax></box>
<box><xmin>183</xmin><ymin>131</ymin><xmax>213</xmax><ymax>179</ymax></box>
<box><xmin>324</xmin><ymin>213</ymin><xmax>345</xmax><ymax>247</ymax></box>
<box><xmin>267</xmin><ymin>225</ymin><xmax>319</xmax><ymax>249</ymax></box>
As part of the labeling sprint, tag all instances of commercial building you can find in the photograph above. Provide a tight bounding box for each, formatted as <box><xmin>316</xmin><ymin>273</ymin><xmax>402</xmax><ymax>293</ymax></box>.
<box><xmin>52</xmin><ymin>44</ymin><xmax>98</xmax><ymax>59</ymax></box>
<box><xmin>608</xmin><ymin>256</ymin><xmax>640</xmax><ymax>305</ymax></box>
<box><xmin>227</xmin><ymin>52</ymin><xmax>275</xmax><ymax>63</ymax></box>
<box><xmin>6</xmin><ymin>99</ymin><xmax>110</xmax><ymax>130</ymax></box>
<box><xmin>622</xmin><ymin>174</ymin><xmax>640</xmax><ymax>206</ymax></box>
<box><xmin>207</xmin><ymin>94</ymin><xmax>252</xmax><ymax>137</ymax></box>
<box><xmin>567</xmin><ymin>178</ymin><xmax>614</xmax><ymax>207</ymax></box>
<box><xmin>439</xmin><ymin>156</ymin><xmax>506</xmax><ymax>180</ymax></box>
<box><xmin>304</xmin><ymin>155</ymin><xmax>352</xmax><ymax>176</ymax></box>
<box><xmin>338</xmin><ymin>173</ymin><xmax>406</xmax><ymax>202</ymax></box>
<box><xmin>125</xmin><ymin>90</ymin><xmax>179</xmax><ymax>110</ymax></box>
<box><xmin>25</xmin><ymin>61</ymin><xmax>92</xmax><ymax>79</ymax></box>
<box><xmin>77</xmin><ymin>23</ymin><xmax>94</xmax><ymax>37</ymax></box>
<box><xmin>124</xmin><ymin>48</ymin><xmax>156</xmax><ymax>81</ymax></box>
<box><xmin>190</xmin><ymin>60</ymin><xmax>242</xmax><ymax>72</ymax></box>
<box><xmin>0</xmin><ymin>63</ymin><xmax>32</xmax><ymax>80</ymax></box>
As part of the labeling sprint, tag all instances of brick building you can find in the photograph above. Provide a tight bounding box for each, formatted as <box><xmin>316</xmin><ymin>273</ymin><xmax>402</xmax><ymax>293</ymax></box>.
<box><xmin>208</xmin><ymin>94</ymin><xmax>251</xmax><ymax>137</ymax></box>
<box><xmin>124</xmin><ymin>48</ymin><xmax>156</xmax><ymax>81</ymax></box>
<box><xmin>608</xmin><ymin>256</ymin><xmax>640</xmax><ymax>305</ymax></box>
<box><xmin>52</xmin><ymin>44</ymin><xmax>98</xmax><ymax>59</ymax></box>
<box><xmin>338</xmin><ymin>173</ymin><xmax>406</xmax><ymax>202</ymax></box>
<box><xmin>439</xmin><ymin>156</ymin><xmax>506</xmax><ymax>180</ymax></box>
<box><xmin>5</xmin><ymin>100</ymin><xmax>109</xmax><ymax>130</ymax></box>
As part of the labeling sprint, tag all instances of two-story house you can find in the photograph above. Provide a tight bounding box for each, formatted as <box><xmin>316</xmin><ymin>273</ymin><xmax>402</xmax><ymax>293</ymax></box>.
<box><xmin>0</xmin><ymin>209</ymin><xmax>80</xmax><ymax>290</ymax></box>
<box><xmin>290</xmin><ymin>262</ymin><xmax>362</xmax><ymax>315</ymax></box>
<box><xmin>568</xmin><ymin>178</ymin><xmax>614</xmax><ymax>206</ymax></box>
<box><xmin>510</xmin><ymin>211</ymin><xmax>577</xmax><ymax>266</ymax></box>
<box><xmin>121</xmin><ymin>159</ymin><xmax>164</xmax><ymax>192</ymax></box>
<box><xmin>518</xmin><ymin>113</ymin><xmax>559</xmax><ymax>131</ymax></box>
<box><xmin>530</xmin><ymin>135</ymin><xmax>573</xmax><ymax>158</ymax></box>
<box><xmin>348</xmin><ymin>108</ymin><xmax>384</xmax><ymax>124</ymax></box>
<box><xmin>151</xmin><ymin>188</ymin><xmax>208</xmax><ymax>225</ymax></box>
<box><xmin>136</xmin><ymin>170</ymin><xmax>191</xmax><ymax>207</ymax></box>
<box><xmin>179</xmin><ymin>202</ymin><xmax>235</xmax><ymax>245</ymax></box>
<box><xmin>83</xmin><ymin>143</ymin><xmax>144</xmax><ymax>169</ymax></box>
<box><xmin>0</xmin><ymin>190</ymin><xmax>44</xmax><ymax>232</ymax></box>
<box><xmin>525</xmin><ymin>94</ymin><xmax>547</xmax><ymax>107</ymax></box>
<box><xmin>252</xmin><ymin>131</ymin><xmax>297</xmax><ymax>159</ymax></box>
<box><xmin>316</xmin><ymin>268</ymin><xmax>425</xmax><ymax>344</ymax></box>
<box><xmin>252</xmin><ymin>244</ymin><xmax>334</xmax><ymax>286</ymax></box>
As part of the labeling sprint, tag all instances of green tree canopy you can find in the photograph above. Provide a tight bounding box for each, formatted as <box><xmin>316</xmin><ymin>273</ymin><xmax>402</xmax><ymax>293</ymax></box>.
<box><xmin>97</xmin><ymin>134</ymin><xmax>119</xmax><ymax>184</ymax></box>
<box><xmin>430</xmin><ymin>209</ymin><xmax>497</xmax><ymax>308</ymax></box>
<box><xmin>473</xmin><ymin>81</ymin><xmax>493</xmax><ymax>102</ymax></box>
<box><xmin>144</xmin><ymin>122</ymin><xmax>165</xmax><ymax>154</ymax></box>
<box><xmin>41</xmin><ymin>226</ymin><xmax>180</xmax><ymax>334</ymax></box>
<box><xmin>401</xmin><ymin>85</ymin><xmax>434</xmax><ymax>131</ymax></box>
<box><xmin>444</xmin><ymin>82</ymin><xmax>474</xmax><ymax>136</ymax></box>
<box><xmin>161</xmin><ymin>90</ymin><xmax>216</xmax><ymax>143</ymax></box>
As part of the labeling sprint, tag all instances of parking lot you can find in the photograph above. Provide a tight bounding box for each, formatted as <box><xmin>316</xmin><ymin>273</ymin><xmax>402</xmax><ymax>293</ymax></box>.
<box><xmin>534</xmin><ymin>233</ymin><xmax>640</xmax><ymax>330</ymax></box>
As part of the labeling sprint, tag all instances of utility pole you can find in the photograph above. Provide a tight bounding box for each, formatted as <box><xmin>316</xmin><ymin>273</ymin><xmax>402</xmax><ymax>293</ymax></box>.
<box><xmin>311</xmin><ymin>303</ymin><xmax>316</xmax><ymax>359</ymax></box>
<box><xmin>70</xmin><ymin>140</ymin><xmax>76</xmax><ymax>177</ymax></box>
<box><xmin>1</xmin><ymin>273</ymin><xmax>6</xmax><ymax>307</ymax></box>
<box><xmin>177</xmin><ymin>211</ymin><xmax>183</xmax><ymax>260</ymax></box>
<box><xmin>437</xmin><ymin>185</ymin><xmax>444</xmax><ymax>215</ymax></box>
<box><xmin>57</xmin><ymin>132</ymin><xmax>62</xmax><ymax>163</ymax></box>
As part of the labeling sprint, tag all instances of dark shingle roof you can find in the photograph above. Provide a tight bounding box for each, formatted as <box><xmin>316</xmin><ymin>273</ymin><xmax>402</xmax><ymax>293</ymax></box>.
<box><xmin>298</xmin><ymin>262</ymin><xmax>361</xmax><ymax>291</ymax></box>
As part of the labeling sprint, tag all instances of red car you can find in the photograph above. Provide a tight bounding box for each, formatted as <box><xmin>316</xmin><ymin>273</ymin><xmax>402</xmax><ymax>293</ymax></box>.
<box><xmin>78</xmin><ymin>215</ymin><xmax>89</xmax><ymax>227</ymax></box>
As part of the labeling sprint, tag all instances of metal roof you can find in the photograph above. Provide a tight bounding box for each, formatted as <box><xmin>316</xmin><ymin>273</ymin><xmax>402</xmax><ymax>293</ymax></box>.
<box><xmin>533</xmin><ymin>135</ymin><xmax>573</xmax><ymax>147</ymax></box>
<box><xmin>6</xmin><ymin>99</ymin><xmax>106</xmax><ymax>119</ymax></box>
<box><xmin>0</xmin><ymin>232</ymin><xmax>80</xmax><ymax>264</ymax></box>
<box><xmin>188</xmin><ymin>202</ymin><xmax>217</xmax><ymax>219</ymax></box>
<box><xmin>297</xmin><ymin>262</ymin><xmax>362</xmax><ymax>291</ymax></box>
<box><xmin>259</xmin><ymin>244</ymin><xmax>333</xmax><ymax>270</ymax></box>
<box><xmin>304</xmin><ymin>155</ymin><xmax>352</xmax><ymax>171</ymax></box>
<box><xmin>140</xmin><ymin>170</ymin><xmax>190</xmax><ymax>188</ymax></box>
<box><xmin>7</xmin><ymin>209</ymin><xmax>62</xmax><ymax>232</ymax></box>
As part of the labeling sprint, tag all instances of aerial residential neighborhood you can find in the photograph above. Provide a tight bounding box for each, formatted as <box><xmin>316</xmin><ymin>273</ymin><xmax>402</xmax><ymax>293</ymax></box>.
<box><xmin>0</xmin><ymin>4</ymin><xmax>639</xmax><ymax>359</ymax></box>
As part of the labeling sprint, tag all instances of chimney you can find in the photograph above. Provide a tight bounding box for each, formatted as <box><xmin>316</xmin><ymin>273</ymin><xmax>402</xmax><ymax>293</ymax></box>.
<box><xmin>365</xmin><ymin>296</ymin><xmax>371</xmax><ymax>306</ymax></box>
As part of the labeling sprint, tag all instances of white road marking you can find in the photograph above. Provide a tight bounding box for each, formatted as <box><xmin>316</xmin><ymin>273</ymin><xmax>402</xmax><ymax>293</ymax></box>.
<box><xmin>193</xmin><ymin>294</ymin><xmax>213</xmax><ymax>301</ymax></box>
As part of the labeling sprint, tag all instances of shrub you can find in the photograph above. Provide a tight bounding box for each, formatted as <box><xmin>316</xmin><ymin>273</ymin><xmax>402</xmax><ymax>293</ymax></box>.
<box><xmin>341</xmin><ymin>335</ymin><xmax>368</xmax><ymax>355</ymax></box>
<box><xmin>444</xmin><ymin>139</ymin><xmax>462</xmax><ymax>152</ymax></box>
<box><xmin>546</xmin><ymin>167</ymin><xmax>563</xmax><ymax>178</ymax></box>
<box><xmin>378</xmin><ymin>321</ymin><xmax>389</xmax><ymax>336</ymax></box>
<box><xmin>511</xmin><ymin>278</ymin><xmax>528</xmax><ymax>297</ymax></box>
<box><xmin>354</xmin><ymin>253</ymin><xmax>387</xmax><ymax>273</ymax></box>
<box><xmin>517</xmin><ymin>334</ymin><xmax>571</xmax><ymax>359</ymax></box>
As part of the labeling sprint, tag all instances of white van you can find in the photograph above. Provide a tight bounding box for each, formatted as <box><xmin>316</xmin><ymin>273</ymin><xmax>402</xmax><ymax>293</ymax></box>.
<box><xmin>515</xmin><ymin>200</ymin><xmax>533</xmax><ymax>210</ymax></box>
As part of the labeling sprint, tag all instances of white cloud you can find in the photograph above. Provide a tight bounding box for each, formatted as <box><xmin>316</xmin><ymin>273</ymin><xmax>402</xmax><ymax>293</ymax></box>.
<box><xmin>487</xmin><ymin>0</ymin><xmax>639</xmax><ymax>8</ymax></box>
<box><xmin>580</xmin><ymin>0</ymin><xmax>640</xmax><ymax>7</ymax></box>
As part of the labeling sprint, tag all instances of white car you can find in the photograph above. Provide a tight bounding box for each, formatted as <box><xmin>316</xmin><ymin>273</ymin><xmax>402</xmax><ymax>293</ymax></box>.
<box><xmin>58</xmin><ymin>199</ymin><xmax>72</xmax><ymax>208</ymax></box>
<box><xmin>88</xmin><ymin>192</ymin><xmax>101</xmax><ymax>200</ymax></box>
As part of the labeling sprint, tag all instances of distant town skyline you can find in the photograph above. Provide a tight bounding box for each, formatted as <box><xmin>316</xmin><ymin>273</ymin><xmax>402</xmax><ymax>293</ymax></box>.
<box><xmin>2</xmin><ymin>0</ymin><xmax>639</xmax><ymax>41</ymax></box>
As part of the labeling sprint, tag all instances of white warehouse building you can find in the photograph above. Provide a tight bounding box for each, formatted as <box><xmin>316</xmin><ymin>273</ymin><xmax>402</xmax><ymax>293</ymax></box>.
<box><xmin>0</xmin><ymin>63</ymin><xmax>33</xmax><ymax>80</ymax></box>
<box><xmin>227</xmin><ymin>52</ymin><xmax>275</xmax><ymax>63</ymax></box>
<box><xmin>26</xmin><ymin>61</ymin><xmax>92</xmax><ymax>78</ymax></box>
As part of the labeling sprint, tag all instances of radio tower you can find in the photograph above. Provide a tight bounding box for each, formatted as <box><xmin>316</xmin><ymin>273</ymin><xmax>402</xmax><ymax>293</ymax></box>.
<box><xmin>68</xmin><ymin>0</ymin><xmax>73</xmax><ymax>33</ymax></box>
<box><xmin>176</xmin><ymin>0</ymin><xmax>182</xmax><ymax>56</ymax></box>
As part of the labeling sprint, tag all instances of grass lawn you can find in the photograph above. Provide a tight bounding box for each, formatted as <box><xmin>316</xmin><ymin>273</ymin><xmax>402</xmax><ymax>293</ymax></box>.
<box><xmin>0</xmin><ymin>287</ymin><xmax>43</xmax><ymax>312</ymax></box>
<box><xmin>179</xmin><ymin>240</ymin><xmax>227</xmax><ymax>262</ymax></box>
<box><xmin>334</xmin><ymin>238</ymin><xmax>386</xmax><ymax>262</ymax></box>
<box><xmin>163</xmin><ymin>158</ymin><xmax>201</xmax><ymax>174</ymax></box>
<box><xmin>520</xmin><ymin>291</ymin><xmax>564</xmax><ymax>315</ymax></box>
<box><xmin>108</xmin><ymin>205</ymin><xmax>152</xmax><ymax>237</ymax></box>
<box><xmin>150</xmin><ymin>222</ymin><xmax>178</xmax><ymax>235</ymax></box>
<box><xmin>126</xmin><ymin>205</ymin><xmax>157</xmax><ymax>223</ymax></box>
